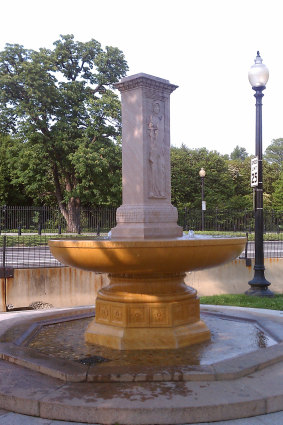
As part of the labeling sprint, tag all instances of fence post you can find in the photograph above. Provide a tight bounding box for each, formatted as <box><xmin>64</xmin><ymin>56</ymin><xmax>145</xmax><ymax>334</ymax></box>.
<box><xmin>245</xmin><ymin>232</ymin><xmax>251</xmax><ymax>267</ymax></box>
<box><xmin>2</xmin><ymin>235</ymin><xmax>6</xmax><ymax>269</ymax></box>
<box><xmin>18</xmin><ymin>225</ymin><xmax>22</xmax><ymax>236</ymax></box>
<box><xmin>38</xmin><ymin>223</ymin><xmax>42</xmax><ymax>236</ymax></box>
<box><xmin>58</xmin><ymin>225</ymin><xmax>61</xmax><ymax>235</ymax></box>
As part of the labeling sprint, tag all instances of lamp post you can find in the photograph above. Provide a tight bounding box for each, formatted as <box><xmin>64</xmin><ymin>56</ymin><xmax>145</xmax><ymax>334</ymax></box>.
<box><xmin>199</xmin><ymin>168</ymin><xmax>206</xmax><ymax>231</ymax></box>
<box><xmin>246</xmin><ymin>51</ymin><xmax>273</xmax><ymax>297</ymax></box>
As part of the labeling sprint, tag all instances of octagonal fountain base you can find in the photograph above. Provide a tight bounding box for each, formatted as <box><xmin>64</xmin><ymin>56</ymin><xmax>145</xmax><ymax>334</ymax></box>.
<box><xmin>86</xmin><ymin>273</ymin><xmax>210</xmax><ymax>350</ymax></box>
<box><xmin>49</xmin><ymin>236</ymin><xmax>245</xmax><ymax>350</ymax></box>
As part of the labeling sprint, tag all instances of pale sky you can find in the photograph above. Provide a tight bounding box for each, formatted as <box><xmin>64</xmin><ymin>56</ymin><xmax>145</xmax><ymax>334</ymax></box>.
<box><xmin>1</xmin><ymin>0</ymin><xmax>282</xmax><ymax>156</ymax></box>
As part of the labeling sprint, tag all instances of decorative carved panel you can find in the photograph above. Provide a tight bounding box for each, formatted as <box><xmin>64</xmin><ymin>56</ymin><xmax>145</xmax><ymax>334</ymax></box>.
<box><xmin>96</xmin><ymin>302</ymin><xmax>110</xmax><ymax>324</ymax></box>
<box><xmin>128</xmin><ymin>306</ymin><xmax>149</xmax><ymax>327</ymax></box>
<box><xmin>150</xmin><ymin>306</ymin><xmax>169</xmax><ymax>326</ymax></box>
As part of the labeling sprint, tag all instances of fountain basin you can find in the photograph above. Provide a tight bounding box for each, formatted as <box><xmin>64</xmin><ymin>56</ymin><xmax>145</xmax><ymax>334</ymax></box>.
<box><xmin>49</xmin><ymin>237</ymin><xmax>246</xmax><ymax>350</ymax></box>
<box><xmin>48</xmin><ymin>237</ymin><xmax>246</xmax><ymax>274</ymax></box>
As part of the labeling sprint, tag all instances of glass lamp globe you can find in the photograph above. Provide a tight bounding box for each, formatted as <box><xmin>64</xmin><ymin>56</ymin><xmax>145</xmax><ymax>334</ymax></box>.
<box><xmin>248</xmin><ymin>51</ymin><xmax>269</xmax><ymax>87</ymax></box>
<box><xmin>199</xmin><ymin>168</ymin><xmax>206</xmax><ymax>178</ymax></box>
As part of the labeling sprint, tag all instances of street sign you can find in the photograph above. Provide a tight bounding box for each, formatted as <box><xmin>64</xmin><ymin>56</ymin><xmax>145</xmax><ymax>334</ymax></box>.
<box><xmin>251</xmin><ymin>156</ymin><xmax>258</xmax><ymax>187</ymax></box>
<box><xmin>202</xmin><ymin>201</ymin><xmax>206</xmax><ymax>211</ymax></box>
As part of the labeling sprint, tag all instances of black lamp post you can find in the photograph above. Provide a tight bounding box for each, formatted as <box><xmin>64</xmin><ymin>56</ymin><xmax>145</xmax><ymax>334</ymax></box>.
<box><xmin>199</xmin><ymin>168</ymin><xmax>206</xmax><ymax>231</ymax></box>
<box><xmin>246</xmin><ymin>51</ymin><xmax>273</xmax><ymax>297</ymax></box>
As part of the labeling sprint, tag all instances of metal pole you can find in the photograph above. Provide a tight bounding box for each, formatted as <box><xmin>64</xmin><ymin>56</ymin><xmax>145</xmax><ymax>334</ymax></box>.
<box><xmin>246</xmin><ymin>86</ymin><xmax>273</xmax><ymax>296</ymax></box>
<box><xmin>201</xmin><ymin>177</ymin><xmax>204</xmax><ymax>231</ymax></box>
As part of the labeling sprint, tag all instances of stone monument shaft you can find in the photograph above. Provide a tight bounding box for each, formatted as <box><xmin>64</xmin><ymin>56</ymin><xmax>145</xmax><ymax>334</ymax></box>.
<box><xmin>111</xmin><ymin>73</ymin><xmax>182</xmax><ymax>239</ymax></box>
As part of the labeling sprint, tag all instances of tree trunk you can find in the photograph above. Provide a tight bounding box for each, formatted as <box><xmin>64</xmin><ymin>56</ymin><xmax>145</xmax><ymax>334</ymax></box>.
<box><xmin>52</xmin><ymin>164</ymin><xmax>81</xmax><ymax>233</ymax></box>
<box><xmin>65</xmin><ymin>197</ymin><xmax>81</xmax><ymax>233</ymax></box>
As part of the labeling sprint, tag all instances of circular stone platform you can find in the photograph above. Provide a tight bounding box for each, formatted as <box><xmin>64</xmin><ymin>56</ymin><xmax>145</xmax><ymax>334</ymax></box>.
<box><xmin>0</xmin><ymin>305</ymin><xmax>282</xmax><ymax>424</ymax></box>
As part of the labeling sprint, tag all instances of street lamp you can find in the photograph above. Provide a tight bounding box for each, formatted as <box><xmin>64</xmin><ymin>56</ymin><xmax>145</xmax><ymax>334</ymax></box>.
<box><xmin>246</xmin><ymin>51</ymin><xmax>273</xmax><ymax>297</ymax></box>
<box><xmin>199</xmin><ymin>168</ymin><xmax>206</xmax><ymax>231</ymax></box>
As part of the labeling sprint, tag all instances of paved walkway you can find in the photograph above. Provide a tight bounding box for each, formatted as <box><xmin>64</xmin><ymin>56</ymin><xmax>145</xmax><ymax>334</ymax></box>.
<box><xmin>0</xmin><ymin>409</ymin><xmax>282</xmax><ymax>425</ymax></box>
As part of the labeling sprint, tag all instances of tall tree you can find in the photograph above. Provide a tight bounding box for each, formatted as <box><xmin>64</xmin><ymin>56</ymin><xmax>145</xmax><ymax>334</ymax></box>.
<box><xmin>272</xmin><ymin>170</ymin><xmax>283</xmax><ymax>209</ymax></box>
<box><xmin>264</xmin><ymin>138</ymin><xmax>283</xmax><ymax>169</ymax></box>
<box><xmin>0</xmin><ymin>35</ymin><xmax>128</xmax><ymax>231</ymax></box>
<box><xmin>171</xmin><ymin>146</ymin><xmax>234</xmax><ymax>210</ymax></box>
<box><xmin>0</xmin><ymin>133</ymin><xmax>33</xmax><ymax>205</ymax></box>
<box><xmin>230</xmin><ymin>145</ymin><xmax>249</xmax><ymax>161</ymax></box>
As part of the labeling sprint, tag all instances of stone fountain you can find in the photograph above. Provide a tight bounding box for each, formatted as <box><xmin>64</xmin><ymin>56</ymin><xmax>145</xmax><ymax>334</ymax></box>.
<box><xmin>49</xmin><ymin>73</ymin><xmax>245</xmax><ymax>350</ymax></box>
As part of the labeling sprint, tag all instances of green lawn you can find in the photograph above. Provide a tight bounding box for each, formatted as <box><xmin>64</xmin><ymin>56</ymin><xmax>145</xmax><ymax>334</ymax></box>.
<box><xmin>200</xmin><ymin>294</ymin><xmax>283</xmax><ymax>311</ymax></box>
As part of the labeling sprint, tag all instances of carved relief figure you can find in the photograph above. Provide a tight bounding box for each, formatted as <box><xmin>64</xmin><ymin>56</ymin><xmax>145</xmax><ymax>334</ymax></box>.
<box><xmin>148</xmin><ymin>101</ymin><xmax>166</xmax><ymax>198</ymax></box>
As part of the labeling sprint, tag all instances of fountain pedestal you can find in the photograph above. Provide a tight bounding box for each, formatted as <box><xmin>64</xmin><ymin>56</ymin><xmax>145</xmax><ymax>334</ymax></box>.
<box><xmin>49</xmin><ymin>237</ymin><xmax>246</xmax><ymax>350</ymax></box>
<box><xmin>86</xmin><ymin>273</ymin><xmax>209</xmax><ymax>350</ymax></box>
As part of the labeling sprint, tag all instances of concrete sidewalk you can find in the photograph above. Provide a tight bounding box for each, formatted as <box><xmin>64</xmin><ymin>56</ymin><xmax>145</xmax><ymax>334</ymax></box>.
<box><xmin>0</xmin><ymin>409</ymin><xmax>282</xmax><ymax>425</ymax></box>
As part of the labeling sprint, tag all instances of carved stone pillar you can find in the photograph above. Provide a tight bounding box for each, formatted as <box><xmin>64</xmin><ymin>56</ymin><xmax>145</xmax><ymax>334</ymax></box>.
<box><xmin>111</xmin><ymin>73</ymin><xmax>183</xmax><ymax>240</ymax></box>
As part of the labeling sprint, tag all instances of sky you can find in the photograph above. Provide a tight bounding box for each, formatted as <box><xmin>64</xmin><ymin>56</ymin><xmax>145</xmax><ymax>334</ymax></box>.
<box><xmin>1</xmin><ymin>0</ymin><xmax>283</xmax><ymax>156</ymax></box>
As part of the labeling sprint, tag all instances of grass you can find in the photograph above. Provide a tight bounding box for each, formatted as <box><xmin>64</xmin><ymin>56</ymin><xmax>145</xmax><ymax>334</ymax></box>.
<box><xmin>200</xmin><ymin>293</ymin><xmax>283</xmax><ymax>311</ymax></box>
<box><xmin>193</xmin><ymin>231</ymin><xmax>283</xmax><ymax>241</ymax></box>
<box><xmin>0</xmin><ymin>234</ymin><xmax>108</xmax><ymax>247</ymax></box>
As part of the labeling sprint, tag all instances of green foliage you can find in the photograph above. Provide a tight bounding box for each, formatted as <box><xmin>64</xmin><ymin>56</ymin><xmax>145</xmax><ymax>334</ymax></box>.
<box><xmin>171</xmin><ymin>140</ymin><xmax>282</xmax><ymax>211</ymax></box>
<box><xmin>264</xmin><ymin>138</ymin><xmax>283</xmax><ymax>169</ymax></box>
<box><xmin>200</xmin><ymin>294</ymin><xmax>283</xmax><ymax>310</ymax></box>
<box><xmin>0</xmin><ymin>133</ymin><xmax>33</xmax><ymax>205</ymax></box>
<box><xmin>171</xmin><ymin>146</ymin><xmax>236</xmax><ymax>209</ymax></box>
<box><xmin>0</xmin><ymin>35</ymin><xmax>128</xmax><ymax>230</ymax></box>
<box><xmin>272</xmin><ymin>170</ymin><xmax>283</xmax><ymax>209</ymax></box>
<box><xmin>230</xmin><ymin>145</ymin><xmax>248</xmax><ymax>161</ymax></box>
<box><xmin>227</xmin><ymin>157</ymin><xmax>253</xmax><ymax>209</ymax></box>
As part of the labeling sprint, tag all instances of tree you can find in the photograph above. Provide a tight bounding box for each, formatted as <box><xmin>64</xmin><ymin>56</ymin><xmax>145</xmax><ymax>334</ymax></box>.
<box><xmin>264</xmin><ymin>138</ymin><xmax>283</xmax><ymax>169</ymax></box>
<box><xmin>171</xmin><ymin>146</ymin><xmax>234</xmax><ymax>210</ymax></box>
<box><xmin>230</xmin><ymin>145</ymin><xmax>249</xmax><ymax>161</ymax></box>
<box><xmin>227</xmin><ymin>157</ymin><xmax>253</xmax><ymax>209</ymax></box>
<box><xmin>0</xmin><ymin>133</ymin><xmax>33</xmax><ymax>205</ymax></box>
<box><xmin>272</xmin><ymin>170</ymin><xmax>283</xmax><ymax>209</ymax></box>
<box><xmin>0</xmin><ymin>35</ymin><xmax>128</xmax><ymax>231</ymax></box>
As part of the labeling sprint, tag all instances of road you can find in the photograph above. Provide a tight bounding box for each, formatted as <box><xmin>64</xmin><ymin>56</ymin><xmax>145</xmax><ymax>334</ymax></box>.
<box><xmin>0</xmin><ymin>246</ymin><xmax>63</xmax><ymax>268</ymax></box>
<box><xmin>242</xmin><ymin>240</ymin><xmax>283</xmax><ymax>259</ymax></box>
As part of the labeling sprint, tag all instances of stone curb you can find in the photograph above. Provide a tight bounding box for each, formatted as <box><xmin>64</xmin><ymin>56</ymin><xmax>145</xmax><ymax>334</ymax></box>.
<box><xmin>0</xmin><ymin>307</ymin><xmax>282</xmax><ymax>384</ymax></box>
<box><xmin>0</xmin><ymin>359</ymin><xmax>282</xmax><ymax>424</ymax></box>
<box><xmin>1</xmin><ymin>341</ymin><xmax>283</xmax><ymax>383</ymax></box>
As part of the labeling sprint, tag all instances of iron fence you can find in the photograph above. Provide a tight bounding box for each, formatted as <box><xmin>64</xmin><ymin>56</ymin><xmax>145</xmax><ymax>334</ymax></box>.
<box><xmin>179</xmin><ymin>208</ymin><xmax>282</xmax><ymax>233</ymax></box>
<box><xmin>0</xmin><ymin>207</ymin><xmax>282</xmax><ymax>272</ymax></box>
<box><xmin>0</xmin><ymin>205</ymin><xmax>117</xmax><ymax>234</ymax></box>
<box><xmin>0</xmin><ymin>206</ymin><xmax>282</xmax><ymax>234</ymax></box>
<box><xmin>0</xmin><ymin>235</ymin><xmax>64</xmax><ymax>272</ymax></box>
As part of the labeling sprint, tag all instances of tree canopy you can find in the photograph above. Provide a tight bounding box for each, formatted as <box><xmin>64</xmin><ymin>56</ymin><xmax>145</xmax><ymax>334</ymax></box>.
<box><xmin>0</xmin><ymin>36</ymin><xmax>281</xmax><ymax>217</ymax></box>
<box><xmin>0</xmin><ymin>35</ymin><xmax>128</xmax><ymax>230</ymax></box>
<box><xmin>230</xmin><ymin>145</ymin><xmax>249</xmax><ymax>161</ymax></box>
<box><xmin>264</xmin><ymin>138</ymin><xmax>283</xmax><ymax>169</ymax></box>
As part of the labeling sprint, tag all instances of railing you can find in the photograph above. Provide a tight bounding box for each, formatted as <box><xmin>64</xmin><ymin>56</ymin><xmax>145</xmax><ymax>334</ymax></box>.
<box><xmin>0</xmin><ymin>206</ymin><xmax>117</xmax><ymax>235</ymax></box>
<box><xmin>179</xmin><ymin>208</ymin><xmax>282</xmax><ymax>233</ymax></box>
<box><xmin>0</xmin><ymin>207</ymin><xmax>282</xmax><ymax>272</ymax></box>
<box><xmin>1</xmin><ymin>206</ymin><xmax>281</xmax><ymax>234</ymax></box>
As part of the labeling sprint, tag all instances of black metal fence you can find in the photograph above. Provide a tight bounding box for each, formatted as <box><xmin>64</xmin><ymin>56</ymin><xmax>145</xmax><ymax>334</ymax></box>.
<box><xmin>0</xmin><ymin>235</ymin><xmax>63</xmax><ymax>272</ymax></box>
<box><xmin>0</xmin><ymin>206</ymin><xmax>282</xmax><ymax>234</ymax></box>
<box><xmin>179</xmin><ymin>208</ymin><xmax>282</xmax><ymax>233</ymax></box>
<box><xmin>0</xmin><ymin>205</ymin><xmax>117</xmax><ymax>235</ymax></box>
<box><xmin>0</xmin><ymin>207</ymin><xmax>282</xmax><ymax>272</ymax></box>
